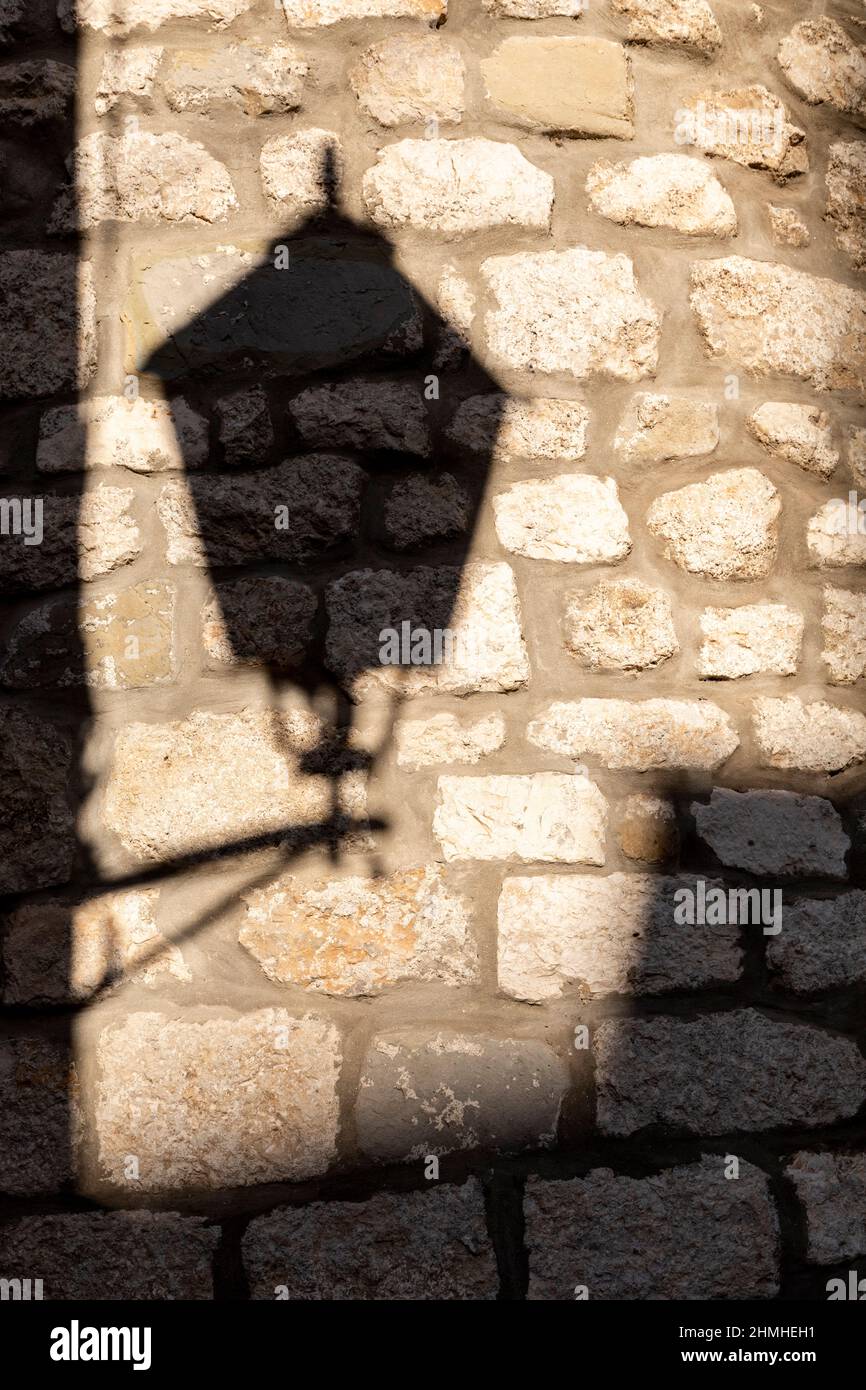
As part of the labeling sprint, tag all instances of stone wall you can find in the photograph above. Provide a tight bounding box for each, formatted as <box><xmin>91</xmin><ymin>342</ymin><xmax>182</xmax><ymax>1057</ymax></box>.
<box><xmin>1</xmin><ymin>0</ymin><xmax>865</xmax><ymax>1299</ymax></box>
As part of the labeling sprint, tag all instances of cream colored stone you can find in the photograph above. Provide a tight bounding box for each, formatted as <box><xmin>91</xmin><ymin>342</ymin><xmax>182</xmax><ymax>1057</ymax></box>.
<box><xmin>612</xmin><ymin>0</ymin><xmax>721</xmax><ymax>55</ymax></box>
<box><xmin>822</xmin><ymin>586</ymin><xmax>866</xmax><ymax>684</ymax></box>
<box><xmin>447</xmin><ymin>395</ymin><xmax>589</xmax><ymax>462</ymax></box>
<box><xmin>260</xmin><ymin>128</ymin><xmax>342</xmax><ymax>221</ymax></box>
<box><xmin>79</xmin><ymin>488</ymin><xmax>142</xmax><ymax>581</ymax></box>
<box><xmin>528</xmin><ymin>698</ymin><xmax>739</xmax><ymax>771</ymax></box>
<box><xmin>102</xmin><ymin>709</ymin><xmax>367</xmax><ymax>861</ymax></box>
<box><xmin>826</xmin><ymin>142</ymin><xmax>866</xmax><ymax>271</ymax></box>
<box><xmin>753</xmin><ymin>697</ymin><xmax>866</xmax><ymax>774</ymax></box>
<box><xmin>778</xmin><ymin>18</ymin><xmax>866</xmax><ymax>122</ymax></box>
<box><xmin>587</xmin><ymin>154</ymin><xmax>736</xmax><ymax>236</ymax></box>
<box><xmin>281</xmin><ymin>0</ymin><xmax>445</xmax><ymax>23</ymax></box>
<box><xmin>613</xmin><ymin>393</ymin><xmax>718</xmax><ymax>462</ymax></box>
<box><xmin>349</xmin><ymin>35</ymin><xmax>464</xmax><ymax>127</ymax></box>
<box><xmin>617</xmin><ymin>794</ymin><xmax>679</xmax><ymax>862</ymax></box>
<box><xmin>93</xmin><ymin>1010</ymin><xmax>340</xmax><ymax>1188</ymax></box>
<box><xmin>807</xmin><ymin>498</ymin><xmax>866</xmax><ymax>568</ymax></box>
<box><xmin>693</xmin><ymin>788</ymin><xmax>849</xmax><ymax>878</ymax></box>
<box><xmin>241</xmin><ymin>866</ymin><xmax>477</xmax><ymax>996</ymax></box>
<box><xmin>493</xmin><ymin>475</ymin><xmax>631</xmax><ymax>564</ymax></box>
<box><xmin>396</xmin><ymin>713</ymin><xmax>505</xmax><ymax>769</ymax></box>
<box><xmin>481</xmin><ymin>37</ymin><xmax>633</xmax><ymax>138</ymax></box>
<box><xmin>60</xmin><ymin>0</ymin><xmax>252</xmax><ymax>31</ymax></box>
<box><xmin>768</xmin><ymin>204</ymin><xmax>810</xmax><ymax>247</ymax></box>
<box><xmin>163</xmin><ymin>44</ymin><xmax>307</xmax><ymax>114</ymax></box>
<box><xmin>498</xmin><ymin>873</ymin><xmax>740</xmax><ymax>1002</ymax></box>
<box><xmin>849</xmin><ymin>427</ymin><xmax>866</xmax><ymax>487</ymax></box>
<box><xmin>747</xmin><ymin>402</ymin><xmax>838</xmax><ymax>479</ymax></box>
<box><xmin>362</xmin><ymin>138</ymin><xmax>553</xmax><ymax>237</ymax></box>
<box><xmin>435</xmin><ymin>264</ymin><xmax>475</xmax><ymax>368</ymax></box>
<box><xmin>38</xmin><ymin>395</ymin><xmax>207</xmax><ymax>473</ymax></box>
<box><xmin>648</xmin><ymin>468</ymin><xmax>779</xmax><ymax>580</ymax></box>
<box><xmin>51</xmin><ymin>131</ymin><xmax>237</xmax><ymax>230</ymax></box>
<box><xmin>697</xmin><ymin>604</ymin><xmax>803</xmax><ymax>678</ymax></box>
<box><xmin>433</xmin><ymin>773</ymin><xmax>607</xmax><ymax>864</ymax></box>
<box><xmin>94</xmin><ymin>46</ymin><xmax>161</xmax><ymax>114</ymax></box>
<box><xmin>482</xmin><ymin>0</ymin><xmax>584</xmax><ymax>12</ymax></box>
<box><xmin>674</xmin><ymin>86</ymin><xmax>807</xmax><ymax>178</ymax></box>
<box><xmin>482</xmin><ymin>248</ymin><xmax>661</xmax><ymax>380</ymax></box>
<box><xmin>564</xmin><ymin>578</ymin><xmax>678</xmax><ymax>671</ymax></box>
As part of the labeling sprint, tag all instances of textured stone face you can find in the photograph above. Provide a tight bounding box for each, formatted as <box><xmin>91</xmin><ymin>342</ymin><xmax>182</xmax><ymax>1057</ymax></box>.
<box><xmin>243</xmin><ymin>1182</ymin><xmax>496</xmax><ymax>1300</ymax></box>
<box><xmin>826</xmin><ymin>142</ymin><xmax>866</xmax><ymax>271</ymax></box>
<box><xmin>396</xmin><ymin>712</ymin><xmax>505</xmax><ymax>768</ymax></box>
<box><xmin>647</xmin><ymin>468</ymin><xmax>779</xmax><ymax>580</ymax></box>
<box><xmin>0</xmin><ymin>488</ymin><xmax>140</xmax><ymax>593</ymax></box>
<box><xmin>768</xmin><ymin>204</ymin><xmax>810</xmax><ymax>247</ymax></box>
<box><xmin>752</xmin><ymin>697</ymin><xmax>866</xmax><ymax>774</ymax></box>
<box><xmin>384</xmin><ymin>474</ymin><xmax>470</xmax><ymax>550</ymax></box>
<box><xmin>349</xmin><ymin>35</ymin><xmax>465</xmax><ymax>127</ymax></box>
<box><xmin>807</xmin><ymin>499</ymin><xmax>866</xmax><ymax>569</ymax></box>
<box><xmin>777</xmin><ymin>18</ymin><xmax>866</xmax><ymax>122</ymax></box>
<box><xmin>617</xmin><ymin>794</ymin><xmax>679</xmax><ymax>863</ymax></box>
<box><xmin>611</xmin><ymin>0</ymin><xmax>721</xmax><ymax>55</ymax></box>
<box><xmin>768</xmin><ymin>893</ymin><xmax>866</xmax><ymax>994</ymax></box>
<box><xmin>528</xmin><ymin>698</ymin><xmax>739</xmax><ymax>771</ymax></box>
<box><xmin>596</xmin><ymin>1010</ymin><xmax>866</xmax><ymax>1136</ymax></box>
<box><xmin>697</xmin><ymin>604</ymin><xmax>803</xmax><ymax>678</ymax></box>
<box><xmin>0</xmin><ymin>709</ymin><xmax>75</xmax><ymax>895</ymax></box>
<box><xmin>280</xmin><ymin>0</ymin><xmax>446</xmax><ymax>23</ymax></box>
<box><xmin>447</xmin><ymin>395</ymin><xmax>589</xmax><ymax>462</ymax></box>
<box><xmin>482</xmin><ymin>0</ymin><xmax>583</xmax><ymax>12</ymax></box>
<box><xmin>93</xmin><ymin>1010</ymin><xmax>341</xmax><ymax>1189</ymax></box>
<box><xmin>433</xmin><ymin>773</ymin><xmax>607</xmax><ymax>864</ymax></box>
<box><xmin>481</xmin><ymin>248</ymin><xmax>661</xmax><ymax>380</ymax></box>
<box><xmin>37</xmin><ymin>395</ymin><xmax>208</xmax><ymax>473</ymax></box>
<box><xmin>163</xmin><ymin>44</ymin><xmax>308</xmax><ymax>114</ymax></box>
<box><xmin>498</xmin><ymin>874</ymin><xmax>741</xmax><ymax>1002</ymax></box>
<box><xmin>613</xmin><ymin>393</ymin><xmax>718</xmax><ymax>462</ymax></box>
<box><xmin>362</xmin><ymin>139</ymin><xmax>553</xmax><ymax>236</ymax></box>
<box><xmin>526</xmin><ymin>1159</ymin><xmax>778</xmax><ymax>1301</ymax></box>
<box><xmin>102</xmin><ymin>708</ymin><xmax>368</xmax><ymax>861</ymax></box>
<box><xmin>59</xmin><ymin>0</ymin><xmax>254</xmax><ymax>32</ymax></box>
<box><xmin>849</xmin><ymin>426</ymin><xmax>866</xmax><ymax>487</ymax></box>
<box><xmin>822</xmin><ymin>587</ymin><xmax>866</xmax><ymax>685</ymax></box>
<box><xmin>481</xmin><ymin>37</ymin><xmax>633</xmax><ymax>137</ymax></box>
<box><xmin>240</xmin><ymin>866</ymin><xmax>478</xmax><ymax>996</ymax></box>
<box><xmin>493</xmin><ymin>475</ymin><xmax>631</xmax><ymax>564</ymax></box>
<box><xmin>787</xmin><ymin>1153</ymin><xmax>866</xmax><ymax>1265</ymax></box>
<box><xmin>0</xmin><ymin>1213</ymin><xmax>216</xmax><ymax>1300</ymax></box>
<box><xmin>690</xmin><ymin>257</ymin><xmax>866</xmax><ymax>395</ymax></box>
<box><xmin>0</xmin><ymin>252</ymin><xmax>95</xmax><ymax>398</ymax></box>
<box><xmin>259</xmin><ymin>128</ymin><xmax>343</xmax><ymax>222</ymax></box>
<box><xmin>288</xmin><ymin>380</ymin><xmax>430</xmax><ymax>456</ymax></box>
<box><xmin>0</xmin><ymin>1040</ymin><xmax>74</xmax><ymax>1193</ymax></box>
<box><xmin>587</xmin><ymin>155</ymin><xmax>736</xmax><ymax>236</ymax></box>
<box><xmin>0</xmin><ymin>58</ymin><xmax>75</xmax><ymax>122</ymax></box>
<box><xmin>215</xmin><ymin>386</ymin><xmax>274</xmax><ymax>466</ymax></box>
<box><xmin>746</xmin><ymin>402</ymin><xmax>838</xmax><ymax>478</ymax></box>
<box><xmin>564</xmin><ymin>578</ymin><xmax>678</xmax><ymax>671</ymax></box>
<box><xmin>674</xmin><ymin>86</ymin><xmax>807</xmax><ymax>177</ymax></box>
<box><xmin>94</xmin><ymin>46</ymin><xmax>162</xmax><ymax>113</ymax></box>
<box><xmin>356</xmin><ymin>1030</ymin><xmax>567</xmax><ymax>1161</ymax></box>
<box><xmin>202</xmin><ymin>577</ymin><xmax>317</xmax><ymax>670</ymax></box>
<box><xmin>693</xmin><ymin>788</ymin><xmax>849</xmax><ymax>879</ymax></box>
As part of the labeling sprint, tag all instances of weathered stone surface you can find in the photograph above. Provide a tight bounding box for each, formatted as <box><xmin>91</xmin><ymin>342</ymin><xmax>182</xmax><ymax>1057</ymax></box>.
<box><xmin>493</xmin><ymin>475</ymin><xmax>631</xmax><ymax>563</ymax></box>
<box><xmin>777</xmin><ymin>18</ymin><xmax>866</xmax><ymax>123</ymax></box>
<box><xmin>697</xmin><ymin>604</ymin><xmax>803</xmax><ymax>678</ymax></box>
<box><xmin>612</xmin><ymin>0</ymin><xmax>721</xmax><ymax>56</ymax></box>
<box><xmin>289</xmin><ymin>380</ymin><xmax>430</xmax><ymax>455</ymax></box>
<box><xmin>95</xmin><ymin>46</ymin><xmax>161</xmax><ymax>114</ymax></box>
<box><xmin>51</xmin><ymin>131</ymin><xmax>237</xmax><ymax>231</ymax></box>
<box><xmin>849</xmin><ymin>426</ymin><xmax>866</xmax><ymax>487</ymax></box>
<box><xmin>202</xmin><ymin>577</ymin><xmax>317</xmax><ymax>670</ymax></box>
<box><xmin>746</xmin><ymin>402</ymin><xmax>838</xmax><ymax>479</ymax></box>
<box><xmin>434</xmin><ymin>773</ymin><xmax>607</xmax><ymax>864</ymax></box>
<box><xmin>596</xmin><ymin>1010</ymin><xmax>866</xmax><ymax>1136</ymax></box>
<box><xmin>528</xmin><ymin>698</ymin><xmax>739</xmax><ymax>771</ymax></box>
<box><xmin>447</xmin><ymin>395</ymin><xmax>589</xmax><ymax>462</ymax></box>
<box><xmin>787</xmin><ymin>1152</ymin><xmax>866</xmax><ymax>1264</ymax></box>
<box><xmin>482</xmin><ymin>0</ymin><xmax>584</xmax><ymax>12</ymax></box>
<box><xmin>243</xmin><ymin>1182</ymin><xmax>496</xmax><ymax>1300</ymax></box>
<box><xmin>613</xmin><ymin>393</ymin><xmax>719</xmax><ymax>462</ymax></box>
<box><xmin>768</xmin><ymin>892</ymin><xmax>866</xmax><ymax>994</ymax></box>
<box><xmin>690</xmin><ymin>258</ymin><xmax>866</xmax><ymax>395</ymax></box>
<box><xmin>384</xmin><ymin>474</ymin><xmax>470</xmax><ymax>550</ymax></box>
<box><xmin>768</xmin><ymin>204</ymin><xmax>810</xmax><ymax>247</ymax></box>
<box><xmin>0</xmin><ymin>1039</ymin><xmax>74</xmax><ymax>1193</ymax></box>
<box><xmin>435</xmin><ymin>263</ymin><xmax>475</xmax><ymax>369</ymax></box>
<box><xmin>349</xmin><ymin>35</ymin><xmax>464</xmax><ymax>127</ymax></box>
<box><xmin>362</xmin><ymin>139</ymin><xmax>553</xmax><ymax>237</ymax></box>
<box><xmin>60</xmin><ymin>0</ymin><xmax>253</xmax><ymax>32</ymax></box>
<box><xmin>647</xmin><ymin>469</ymin><xmax>779</xmax><ymax>580</ymax></box>
<box><xmin>102</xmin><ymin>708</ymin><xmax>367</xmax><ymax>860</ymax></box>
<box><xmin>807</xmin><ymin>498</ymin><xmax>866</xmax><ymax>569</ymax></box>
<box><xmin>158</xmin><ymin>457</ymin><xmax>364</xmax><ymax>568</ymax></box>
<box><xmin>693</xmin><ymin>788</ymin><xmax>849</xmax><ymax>878</ymax></box>
<box><xmin>588</xmin><ymin>154</ymin><xmax>735</xmax><ymax>236</ymax></box>
<box><xmin>2</xmin><ymin>890</ymin><xmax>189</xmax><ymax>1005</ymax></box>
<box><xmin>0</xmin><ymin>1212</ymin><xmax>216</xmax><ymax>1299</ymax></box>
<box><xmin>482</xmin><ymin>248</ymin><xmax>661</xmax><ymax>380</ymax></box>
<box><xmin>564</xmin><ymin>578</ymin><xmax>678</xmax><ymax>671</ymax></box>
<box><xmin>826</xmin><ymin>142</ymin><xmax>866</xmax><ymax>271</ymax></box>
<box><xmin>0</xmin><ymin>708</ymin><xmax>75</xmax><ymax>894</ymax></box>
<box><xmin>94</xmin><ymin>1010</ymin><xmax>341</xmax><ymax>1189</ymax></box>
<box><xmin>498</xmin><ymin>873</ymin><xmax>740</xmax><ymax>1002</ymax></box>
<box><xmin>822</xmin><ymin>586</ymin><xmax>866</xmax><ymax>684</ymax></box>
<box><xmin>37</xmin><ymin>395</ymin><xmax>208</xmax><ymax>473</ymax></box>
<box><xmin>396</xmin><ymin>712</ymin><xmax>505</xmax><ymax>768</ymax></box>
<box><xmin>280</xmin><ymin>0</ymin><xmax>446</xmax><ymax>24</ymax></box>
<box><xmin>127</xmin><ymin>243</ymin><xmax>422</xmax><ymax>379</ymax></box>
<box><xmin>325</xmin><ymin>562</ymin><xmax>530</xmax><ymax>698</ymax></box>
<box><xmin>0</xmin><ymin>59</ymin><xmax>75</xmax><ymax>123</ymax></box>
<box><xmin>0</xmin><ymin>488</ymin><xmax>136</xmax><ymax>592</ymax></box>
<box><xmin>241</xmin><ymin>866</ymin><xmax>477</xmax><ymax>996</ymax></box>
<box><xmin>753</xmin><ymin>697</ymin><xmax>866</xmax><ymax>774</ymax></box>
<box><xmin>216</xmin><ymin>386</ymin><xmax>274</xmax><ymax>466</ymax></box>
<box><xmin>163</xmin><ymin>44</ymin><xmax>307</xmax><ymax>115</ymax></box>
<box><xmin>356</xmin><ymin>1030</ymin><xmax>567</xmax><ymax>1161</ymax></box>
<box><xmin>526</xmin><ymin>1159</ymin><xmax>778</xmax><ymax>1301</ymax></box>
<box><xmin>482</xmin><ymin>37</ymin><xmax>633</xmax><ymax>138</ymax></box>
<box><xmin>1</xmin><ymin>582</ymin><xmax>175</xmax><ymax>690</ymax></box>
<box><xmin>259</xmin><ymin>128</ymin><xmax>343</xmax><ymax>222</ymax></box>
<box><xmin>0</xmin><ymin>252</ymin><xmax>95</xmax><ymax>398</ymax></box>
<box><xmin>674</xmin><ymin>86</ymin><xmax>807</xmax><ymax>178</ymax></box>
<box><xmin>618</xmin><ymin>794</ymin><xmax>679</xmax><ymax>863</ymax></box>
